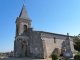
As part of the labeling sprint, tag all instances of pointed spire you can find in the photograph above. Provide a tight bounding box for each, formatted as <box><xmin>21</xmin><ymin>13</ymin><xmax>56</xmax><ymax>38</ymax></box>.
<box><xmin>19</xmin><ymin>2</ymin><xmax>30</xmax><ymax>19</ymax></box>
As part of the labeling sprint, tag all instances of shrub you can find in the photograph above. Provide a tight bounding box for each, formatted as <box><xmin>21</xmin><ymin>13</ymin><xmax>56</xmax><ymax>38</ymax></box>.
<box><xmin>74</xmin><ymin>54</ymin><xmax>80</xmax><ymax>60</ymax></box>
<box><xmin>52</xmin><ymin>53</ymin><xmax>59</xmax><ymax>60</ymax></box>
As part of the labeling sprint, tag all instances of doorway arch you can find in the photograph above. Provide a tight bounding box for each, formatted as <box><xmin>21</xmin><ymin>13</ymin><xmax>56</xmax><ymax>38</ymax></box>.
<box><xmin>22</xmin><ymin>41</ymin><xmax>27</xmax><ymax>56</ymax></box>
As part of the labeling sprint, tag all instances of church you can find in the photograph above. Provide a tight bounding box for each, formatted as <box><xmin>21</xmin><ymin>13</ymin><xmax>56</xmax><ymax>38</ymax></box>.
<box><xmin>14</xmin><ymin>3</ymin><xmax>75</xmax><ymax>58</ymax></box>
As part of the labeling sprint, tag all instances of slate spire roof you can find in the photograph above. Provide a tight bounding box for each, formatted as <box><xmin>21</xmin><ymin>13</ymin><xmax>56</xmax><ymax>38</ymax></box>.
<box><xmin>19</xmin><ymin>4</ymin><xmax>30</xmax><ymax>19</ymax></box>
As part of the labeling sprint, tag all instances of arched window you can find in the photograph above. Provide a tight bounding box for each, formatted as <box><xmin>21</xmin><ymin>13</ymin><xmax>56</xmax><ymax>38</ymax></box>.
<box><xmin>54</xmin><ymin>37</ymin><xmax>56</xmax><ymax>43</ymax></box>
<box><xmin>24</xmin><ymin>25</ymin><xmax>27</xmax><ymax>33</ymax></box>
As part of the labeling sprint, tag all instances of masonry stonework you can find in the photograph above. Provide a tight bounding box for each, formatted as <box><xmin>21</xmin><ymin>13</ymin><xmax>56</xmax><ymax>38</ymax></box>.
<box><xmin>14</xmin><ymin>4</ymin><xmax>75</xmax><ymax>58</ymax></box>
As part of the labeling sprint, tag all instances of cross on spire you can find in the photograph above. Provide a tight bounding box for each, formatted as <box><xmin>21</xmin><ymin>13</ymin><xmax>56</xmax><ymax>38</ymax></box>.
<box><xmin>67</xmin><ymin>33</ymin><xmax>69</xmax><ymax>36</ymax></box>
<box><xmin>24</xmin><ymin>0</ymin><xmax>26</xmax><ymax>5</ymax></box>
<box><xmin>19</xmin><ymin>0</ymin><xmax>30</xmax><ymax>19</ymax></box>
<box><xmin>66</xmin><ymin>33</ymin><xmax>69</xmax><ymax>39</ymax></box>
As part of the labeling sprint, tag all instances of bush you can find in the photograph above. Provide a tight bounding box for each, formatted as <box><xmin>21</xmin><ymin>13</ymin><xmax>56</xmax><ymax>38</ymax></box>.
<box><xmin>74</xmin><ymin>54</ymin><xmax>80</xmax><ymax>60</ymax></box>
<box><xmin>52</xmin><ymin>53</ymin><xmax>59</xmax><ymax>60</ymax></box>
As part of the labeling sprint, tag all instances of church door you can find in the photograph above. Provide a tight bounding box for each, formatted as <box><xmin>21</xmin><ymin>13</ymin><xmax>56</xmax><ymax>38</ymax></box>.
<box><xmin>22</xmin><ymin>41</ymin><xmax>27</xmax><ymax>57</ymax></box>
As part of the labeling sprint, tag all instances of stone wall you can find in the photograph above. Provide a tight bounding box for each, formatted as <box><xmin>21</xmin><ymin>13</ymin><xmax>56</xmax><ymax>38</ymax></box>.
<box><xmin>28</xmin><ymin>28</ymin><xmax>33</xmax><ymax>56</ymax></box>
<box><xmin>14</xmin><ymin>40</ymin><xmax>16</xmax><ymax>56</ymax></box>
<box><xmin>14</xmin><ymin>35</ymin><xmax>29</xmax><ymax>57</ymax></box>
<box><xmin>14</xmin><ymin>39</ymin><xmax>22</xmax><ymax>56</ymax></box>
<box><xmin>14</xmin><ymin>29</ymin><xmax>74</xmax><ymax>58</ymax></box>
<box><xmin>18</xmin><ymin>22</ymin><xmax>29</xmax><ymax>35</ymax></box>
<box><xmin>41</xmin><ymin>33</ymin><xmax>74</xmax><ymax>58</ymax></box>
<box><xmin>29</xmin><ymin>31</ymin><xmax>44</xmax><ymax>58</ymax></box>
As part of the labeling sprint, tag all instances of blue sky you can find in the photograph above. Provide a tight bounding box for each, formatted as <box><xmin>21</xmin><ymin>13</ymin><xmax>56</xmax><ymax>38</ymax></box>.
<box><xmin>0</xmin><ymin>0</ymin><xmax>80</xmax><ymax>52</ymax></box>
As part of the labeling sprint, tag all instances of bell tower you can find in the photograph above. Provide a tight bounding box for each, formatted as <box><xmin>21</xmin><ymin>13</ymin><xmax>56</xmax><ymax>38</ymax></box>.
<box><xmin>14</xmin><ymin>3</ymin><xmax>32</xmax><ymax>57</ymax></box>
<box><xmin>15</xmin><ymin>4</ymin><xmax>32</xmax><ymax>36</ymax></box>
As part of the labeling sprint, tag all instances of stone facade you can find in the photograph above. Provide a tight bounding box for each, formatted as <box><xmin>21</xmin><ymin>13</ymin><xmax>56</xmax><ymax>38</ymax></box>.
<box><xmin>14</xmin><ymin>4</ymin><xmax>75</xmax><ymax>58</ymax></box>
<box><xmin>41</xmin><ymin>32</ymin><xmax>74</xmax><ymax>58</ymax></box>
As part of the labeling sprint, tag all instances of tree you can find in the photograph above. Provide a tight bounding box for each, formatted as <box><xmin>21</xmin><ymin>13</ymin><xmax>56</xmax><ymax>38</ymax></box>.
<box><xmin>73</xmin><ymin>34</ymin><xmax>80</xmax><ymax>51</ymax></box>
<box><xmin>73</xmin><ymin>36</ymin><xmax>79</xmax><ymax>42</ymax></box>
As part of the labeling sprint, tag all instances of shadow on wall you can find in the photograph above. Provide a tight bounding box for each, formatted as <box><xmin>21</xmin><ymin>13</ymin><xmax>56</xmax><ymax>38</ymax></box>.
<box><xmin>49</xmin><ymin>41</ymin><xmax>66</xmax><ymax>58</ymax></box>
<box><xmin>49</xmin><ymin>48</ymin><xmax>60</xmax><ymax>58</ymax></box>
<box><xmin>61</xmin><ymin>41</ymin><xmax>66</xmax><ymax>55</ymax></box>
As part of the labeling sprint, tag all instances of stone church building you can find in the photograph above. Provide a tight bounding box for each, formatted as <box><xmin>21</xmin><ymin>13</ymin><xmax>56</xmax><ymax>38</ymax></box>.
<box><xmin>14</xmin><ymin>4</ymin><xmax>75</xmax><ymax>58</ymax></box>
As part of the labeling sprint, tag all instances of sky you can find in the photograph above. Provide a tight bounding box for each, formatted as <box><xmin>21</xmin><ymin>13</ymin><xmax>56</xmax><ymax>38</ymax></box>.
<box><xmin>0</xmin><ymin>0</ymin><xmax>80</xmax><ymax>52</ymax></box>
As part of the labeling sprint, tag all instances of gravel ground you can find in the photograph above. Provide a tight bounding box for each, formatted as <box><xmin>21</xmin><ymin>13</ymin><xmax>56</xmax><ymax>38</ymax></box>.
<box><xmin>0</xmin><ymin>57</ymin><xmax>52</xmax><ymax>60</ymax></box>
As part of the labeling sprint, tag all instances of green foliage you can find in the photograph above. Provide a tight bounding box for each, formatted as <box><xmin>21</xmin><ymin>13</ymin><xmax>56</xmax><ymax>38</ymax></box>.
<box><xmin>74</xmin><ymin>41</ymin><xmax>80</xmax><ymax>51</ymax></box>
<box><xmin>74</xmin><ymin>52</ymin><xmax>80</xmax><ymax>60</ymax></box>
<box><xmin>73</xmin><ymin>36</ymin><xmax>79</xmax><ymax>42</ymax></box>
<box><xmin>74</xmin><ymin>54</ymin><xmax>80</xmax><ymax>60</ymax></box>
<box><xmin>52</xmin><ymin>53</ymin><xmax>59</xmax><ymax>60</ymax></box>
<box><xmin>73</xmin><ymin>35</ymin><xmax>80</xmax><ymax>51</ymax></box>
<box><xmin>0</xmin><ymin>52</ymin><xmax>5</xmax><ymax>56</ymax></box>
